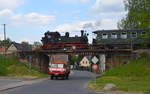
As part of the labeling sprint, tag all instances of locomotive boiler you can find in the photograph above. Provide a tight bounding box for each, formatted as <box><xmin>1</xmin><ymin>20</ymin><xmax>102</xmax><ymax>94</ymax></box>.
<box><xmin>41</xmin><ymin>30</ymin><xmax>88</xmax><ymax>50</ymax></box>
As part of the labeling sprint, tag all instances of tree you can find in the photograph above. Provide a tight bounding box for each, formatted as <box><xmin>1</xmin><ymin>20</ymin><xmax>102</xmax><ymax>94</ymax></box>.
<box><xmin>118</xmin><ymin>0</ymin><xmax>150</xmax><ymax>45</ymax></box>
<box><xmin>0</xmin><ymin>38</ymin><xmax>12</xmax><ymax>47</ymax></box>
<box><xmin>33</xmin><ymin>42</ymin><xmax>42</xmax><ymax>50</ymax></box>
<box><xmin>21</xmin><ymin>41</ymin><xmax>29</xmax><ymax>46</ymax></box>
<box><xmin>118</xmin><ymin>0</ymin><xmax>150</xmax><ymax>30</ymax></box>
<box><xmin>33</xmin><ymin>42</ymin><xmax>42</xmax><ymax>47</ymax></box>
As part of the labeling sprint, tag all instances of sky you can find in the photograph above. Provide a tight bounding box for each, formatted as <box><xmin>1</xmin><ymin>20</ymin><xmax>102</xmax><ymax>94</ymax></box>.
<box><xmin>0</xmin><ymin>0</ymin><xmax>127</xmax><ymax>43</ymax></box>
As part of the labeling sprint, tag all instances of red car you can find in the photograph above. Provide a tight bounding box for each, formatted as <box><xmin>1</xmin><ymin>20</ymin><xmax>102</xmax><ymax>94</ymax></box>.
<box><xmin>49</xmin><ymin>60</ymin><xmax>70</xmax><ymax>80</ymax></box>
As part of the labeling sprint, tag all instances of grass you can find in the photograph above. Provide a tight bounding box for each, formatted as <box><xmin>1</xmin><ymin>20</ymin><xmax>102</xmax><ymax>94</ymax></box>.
<box><xmin>0</xmin><ymin>55</ymin><xmax>48</xmax><ymax>78</ymax></box>
<box><xmin>88</xmin><ymin>53</ymin><xmax>150</xmax><ymax>93</ymax></box>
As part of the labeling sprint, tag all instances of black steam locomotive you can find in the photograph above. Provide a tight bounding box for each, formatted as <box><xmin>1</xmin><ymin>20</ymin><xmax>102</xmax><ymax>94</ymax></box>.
<box><xmin>41</xmin><ymin>30</ymin><xmax>88</xmax><ymax>50</ymax></box>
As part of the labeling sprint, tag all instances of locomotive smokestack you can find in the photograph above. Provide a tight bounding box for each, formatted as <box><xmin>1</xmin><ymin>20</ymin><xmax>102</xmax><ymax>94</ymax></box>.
<box><xmin>65</xmin><ymin>32</ymin><xmax>69</xmax><ymax>37</ymax></box>
<box><xmin>81</xmin><ymin>30</ymin><xmax>84</xmax><ymax>37</ymax></box>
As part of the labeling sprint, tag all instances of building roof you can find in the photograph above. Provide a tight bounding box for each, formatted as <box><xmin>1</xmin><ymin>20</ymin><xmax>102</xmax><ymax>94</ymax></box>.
<box><xmin>12</xmin><ymin>42</ymin><xmax>32</xmax><ymax>51</ymax></box>
<box><xmin>93</xmin><ymin>29</ymin><xmax>147</xmax><ymax>34</ymax></box>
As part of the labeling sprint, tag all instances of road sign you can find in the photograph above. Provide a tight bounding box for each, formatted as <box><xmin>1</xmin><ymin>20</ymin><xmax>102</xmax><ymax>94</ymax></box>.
<box><xmin>72</xmin><ymin>46</ymin><xmax>76</xmax><ymax>50</ymax></box>
<box><xmin>80</xmin><ymin>57</ymin><xmax>90</xmax><ymax>67</ymax></box>
<box><xmin>92</xmin><ymin>64</ymin><xmax>98</xmax><ymax>70</ymax></box>
<box><xmin>92</xmin><ymin>56</ymin><xmax>99</xmax><ymax>64</ymax></box>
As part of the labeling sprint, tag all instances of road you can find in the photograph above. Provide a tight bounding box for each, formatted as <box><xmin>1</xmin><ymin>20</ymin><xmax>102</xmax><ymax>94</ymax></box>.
<box><xmin>0</xmin><ymin>78</ymin><xmax>26</xmax><ymax>86</ymax></box>
<box><xmin>0</xmin><ymin>71</ymin><xmax>97</xmax><ymax>94</ymax></box>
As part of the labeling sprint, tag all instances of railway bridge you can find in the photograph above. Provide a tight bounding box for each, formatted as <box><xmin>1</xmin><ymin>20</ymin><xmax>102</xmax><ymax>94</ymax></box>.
<box><xmin>17</xmin><ymin>49</ymin><xmax>132</xmax><ymax>73</ymax></box>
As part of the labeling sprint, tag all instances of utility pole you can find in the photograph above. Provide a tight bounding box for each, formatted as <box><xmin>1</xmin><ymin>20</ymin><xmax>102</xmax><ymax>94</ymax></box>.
<box><xmin>2</xmin><ymin>24</ymin><xmax>6</xmax><ymax>55</ymax></box>
<box><xmin>3</xmin><ymin>24</ymin><xmax>6</xmax><ymax>41</ymax></box>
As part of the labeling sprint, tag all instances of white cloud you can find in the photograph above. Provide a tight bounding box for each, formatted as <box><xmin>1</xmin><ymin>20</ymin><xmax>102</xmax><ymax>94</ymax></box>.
<box><xmin>0</xmin><ymin>9</ymin><xmax>13</xmax><ymax>18</ymax></box>
<box><xmin>79</xmin><ymin>0</ymin><xmax>90</xmax><ymax>3</ymax></box>
<box><xmin>92</xmin><ymin>0</ymin><xmax>124</xmax><ymax>13</ymax></box>
<box><xmin>0</xmin><ymin>32</ymin><xmax>4</xmax><ymax>40</ymax></box>
<box><xmin>18</xmin><ymin>38</ymin><xmax>34</xmax><ymax>44</ymax></box>
<box><xmin>90</xmin><ymin>0</ymin><xmax>126</xmax><ymax>29</ymax></box>
<box><xmin>0</xmin><ymin>0</ymin><xmax>25</xmax><ymax>9</ymax></box>
<box><xmin>26</xmin><ymin>13</ymin><xmax>55</xmax><ymax>25</ymax></box>
<box><xmin>54</xmin><ymin>24</ymin><xmax>79</xmax><ymax>32</ymax></box>
<box><xmin>53</xmin><ymin>20</ymin><xmax>101</xmax><ymax>33</ymax></box>
<box><xmin>59</xmin><ymin>0</ymin><xmax>90</xmax><ymax>3</ymax></box>
<box><xmin>100</xmin><ymin>18</ymin><xmax>118</xmax><ymax>29</ymax></box>
<box><xmin>92</xmin><ymin>13</ymin><xmax>126</xmax><ymax>29</ymax></box>
<box><xmin>54</xmin><ymin>18</ymin><xmax>122</xmax><ymax>33</ymax></box>
<box><xmin>72</xmin><ymin>10</ymin><xmax>81</xmax><ymax>14</ymax></box>
<box><xmin>0</xmin><ymin>9</ymin><xmax>55</xmax><ymax>26</ymax></box>
<box><xmin>53</xmin><ymin>20</ymin><xmax>101</xmax><ymax>43</ymax></box>
<box><xmin>11</xmin><ymin>12</ymin><xmax>55</xmax><ymax>25</ymax></box>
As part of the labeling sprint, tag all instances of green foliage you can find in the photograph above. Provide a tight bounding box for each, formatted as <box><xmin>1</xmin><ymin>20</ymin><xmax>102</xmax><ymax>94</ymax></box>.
<box><xmin>0</xmin><ymin>55</ymin><xmax>48</xmax><ymax>78</ymax></box>
<box><xmin>33</xmin><ymin>42</ymin><xmax>42</xmax><ymax>46</ymax></box>
<box><xmin>105</xmin><ymin>55</ymin><xmax>150</xmax><ymax>77</ymax></box>
<box><xmin>141</xmin><ymin>32</ymin><xmax>150</xmax><ymax>39</ymax></box>
<box><xmin>0</xmin><ymin>55</ymin><xmax>12</xmax><ymax>75</ymax></box>
<box><xmin>137</xmin><ymin>32</ymin><xmax>150</xmax><ymax>48</ymax></box>
<box><xmin>33</xmin><ymin>41</ymin><xmax>42</xmax><ymax>50</ymax></box>
<box><xmin>70</xmin><ymin>54</ymin><xmax>81</xmax><ymax>65</ymax></box>
<box><xmin>88</xmin><ymin>54</ymin><xmax>150</xmax><ymax>92</ymax></box>
<box><xmin>21</xmin><ymin>41</ymin><xmax>30</xmax><ymax>46</ymax></box>
<box><xmin>0</xmin><ymin>38</ymin><xmax>12</xmax><ymax>47</ymax></box>
<box><xmin>118</xmin><ymin>0</ymin><xmax>150</xmax><ymax>31</ymax></box>
<box><xmin>117</xmin><ymin>0</ymin><xmax>150</xmax><ymax>48</ymax></box>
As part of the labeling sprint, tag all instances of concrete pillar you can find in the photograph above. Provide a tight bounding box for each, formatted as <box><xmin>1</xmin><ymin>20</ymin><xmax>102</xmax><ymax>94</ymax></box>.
<box><xmin>99</xmin><ymin>54</ymin><xmax>106</xmax><ymax>73</ymax></box>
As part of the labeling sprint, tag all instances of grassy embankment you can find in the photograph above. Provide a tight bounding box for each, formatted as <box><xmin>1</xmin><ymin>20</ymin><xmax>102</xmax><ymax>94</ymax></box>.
<box><xmin>0</xmin><ymin>55</ymin><xmax>48</xmax><ymax>78</ymax></box>
<box><xmin>88</xmin><ymin>53</ymin><xmax>150</xmax><ymax>93</ymax></box>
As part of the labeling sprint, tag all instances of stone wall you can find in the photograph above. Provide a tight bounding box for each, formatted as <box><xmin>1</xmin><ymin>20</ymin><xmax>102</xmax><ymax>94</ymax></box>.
<box><xmin>105</xmin><ymin>54</ymin><xmax>130</xmax><ymax>70</ymax></box>
<box><xmin>18</xmin><ymin>52</ymin><xmax>49</xmax><ymax>73</ymax></box>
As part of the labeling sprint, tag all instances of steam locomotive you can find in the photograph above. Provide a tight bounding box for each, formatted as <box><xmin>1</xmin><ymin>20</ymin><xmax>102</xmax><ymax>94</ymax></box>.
<box><xmin>41</xmin><ymin>30</ymin><xmax>88</xmax><ymax>50</ymax></box>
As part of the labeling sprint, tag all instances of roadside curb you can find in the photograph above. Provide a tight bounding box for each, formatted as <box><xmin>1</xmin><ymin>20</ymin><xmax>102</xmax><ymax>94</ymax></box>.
<box><xmin>0</xmin><ymin>78</ymin><xmax>49</xmax><ymax>91</ymax></box>
<box><xmin>96</xmin><ymin>91</ymin><xmax>143</xmax><ymax>94</ymax></box>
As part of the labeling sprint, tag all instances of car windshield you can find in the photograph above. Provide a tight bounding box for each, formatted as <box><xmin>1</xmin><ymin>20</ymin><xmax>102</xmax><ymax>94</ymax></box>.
<box><xmin>50</xmin><ymin>64</ymin><xmax>64</xmax><ymax>68</ymax></box>
<box><xmin>58</xmin><ymin>64</ymin><xmax>64</xmax><ymax>68</ymax></box>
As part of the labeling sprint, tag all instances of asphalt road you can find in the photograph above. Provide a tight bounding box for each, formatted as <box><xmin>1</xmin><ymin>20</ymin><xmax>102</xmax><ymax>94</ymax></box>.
<box><xmin>0</xmin><ymin>78</ymin><xmax>25</xmax><ymax>86</ymax></box>
<box><xmin>0</xmin><ymin>71</ymin><xmax>97</xmax><ymax>94</ymax></box>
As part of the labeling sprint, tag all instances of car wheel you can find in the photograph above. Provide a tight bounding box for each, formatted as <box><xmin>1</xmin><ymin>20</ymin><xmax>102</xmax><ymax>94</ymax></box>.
<box><xmin>65</xmin><ymin>74</ymin><xmax>69</xmax><ymax>80</ymax></box>
<box><xmin>51</xmin><ymin>76</ymin><xmax>54</xmax><ymax>80</ymax></box>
